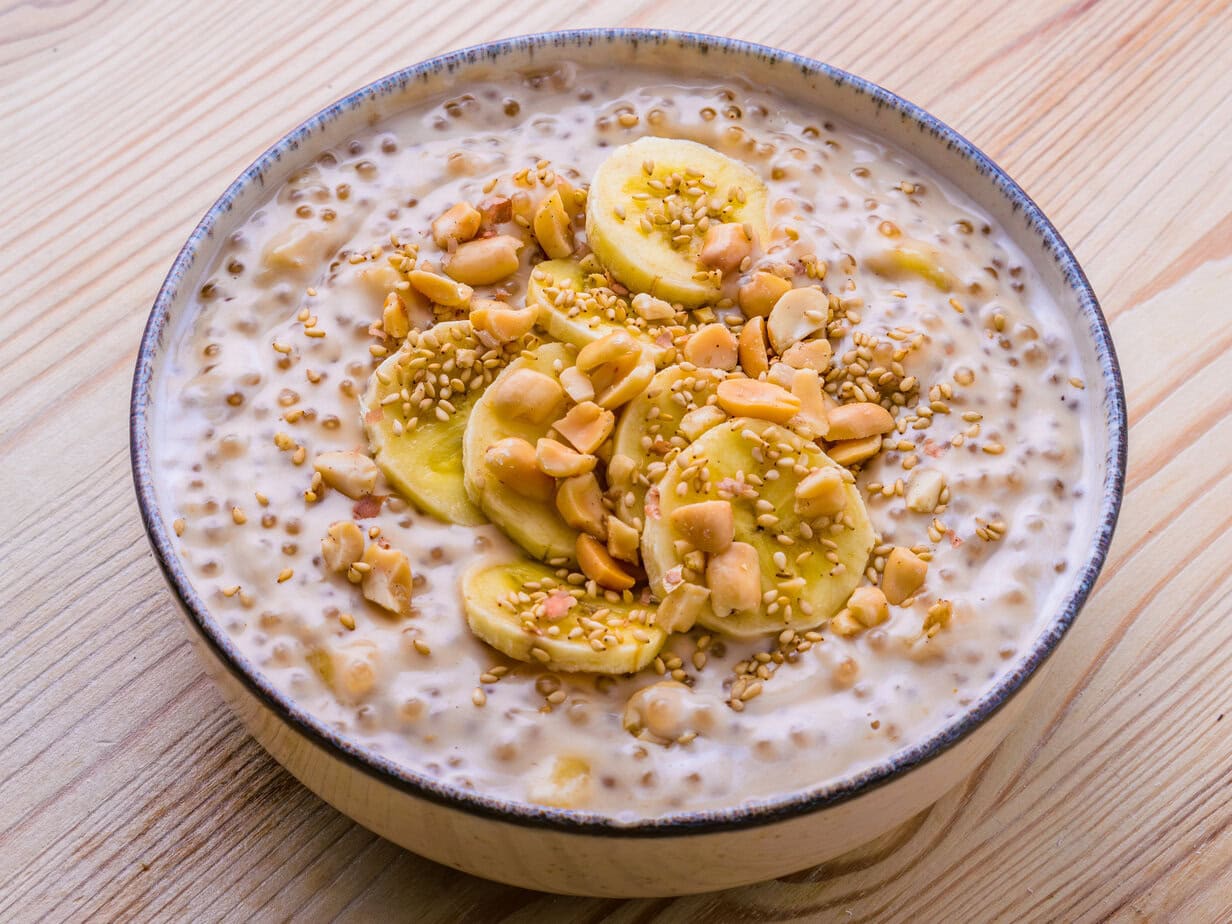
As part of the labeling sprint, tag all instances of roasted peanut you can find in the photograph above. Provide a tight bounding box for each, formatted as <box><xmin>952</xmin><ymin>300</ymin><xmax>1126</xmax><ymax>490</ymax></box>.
<box><xmin>827</xmin><ymin>434</ymin><xmax>883</xmax><ymax>467</ymax></box>
<box><xmin>906</xmin><ymin>469</ymin><xmax>947</xmax><ymax>513</ymax></box>
<box><xmin>706</xmin><ymin>541</ymin><xmax>762</xmax><ymax>618</ymax></box>
<box><xmin>882</xmin><ymin>547</ymin><xmax>927</xmax><ymax>605</ymax></box>
<box><xmin>470</xmin><ymin>299</ymin><xmax>536</xmax><ymax>343</ymax></box>
<box><xmin>431</xmin><ymin>201</ymin><xmax>482</xmax><ymax>248</ymax></box>
<box><xmin>443</xmin><ymin>234</ymin><xmax>522</xmax><ymax>286</ymax></box>
<box><xmin>738</xmin><ymin>271</ymin><xmax>792</xmax><ymax>318</ymax></box>
<box><xmin>576</xmin><ymin>331</ymin><xmax>654</xmax><ymax>408</ymax></box>
<box><xmin>489</xmin><ymin>367</ymin><xmax>565</xmax><ymax>426</ymax></box>
<box><xmin>313</xmin><ymin>450</ymin><xmax>379</xmax><ymax>499</ymax></box>
<box><xmin>683</xmin><ymin>323</ymin><xmax>739</xmax><ymax>371</ymax></box>
<box><xmin>738</xmin><ymin>316</ymin><xmax>769</xmax><ymax>378</ymax></box>
<box><xmin>532</xmin><ymin>190</ymin><xmax>575</xmax><ymax>259</ymax></box>
<box><xmin>360</xmin><ymin>544</ymin><xmax>414</xmax><ymax>616</ymax></box>
<box><xmin>631</xmin><ymin>292</ymin><xmax>676</xmax><ymax>321</ymax></box>
<box><xmin>536</xmin><ymin>438</ymin><xmax>596</xmax><ymax>478</ymax></box>
<box><xmin>606</xmin><ymin>515</ymin><xmax>641</xmax><ymax>565</ymax></box>
<box><xmin>606</xmin><ymin>452</ymin><xmax>637</xmax><ymax>489</ymax></box>
<box><xmin>826</xmin><ymin>402</ymin><xmax>895</xmax><ymax>441</ymax></box>
<box><xmin>577</xmin><ymin>534</ymin><xmax>636</xmax><ymax>590</ymax></box>
<box><xmin>559</xmin><ymin>366</ymin><xmax>596</xmax><ymax>403</ymax></box>
<box><xmin>831</xmin><ymin>585</ymin><xmax>889</xmax><ymax>635</ymax></box>
<box><xmin>556</xmin><ymin>473</ymin><xmax>607</xmax><ymax>539</ymax></box>
<box><xmin>794</xmin><ymin>466</ymin><xmax>847</xmax><ymax>518</ymax></box>
<box><xmin>677</xmin><ymin>405</ymin><xmax>728</xmax><ymax>442</ymax></box>
<box><xmin>408</xmin><ymin>269</ymin><xmax>472</xmax><ymax>307</ymax></box>
<box><xmin>321</xmin><ymin>520</ymin><xmax>364</xmax><ymax>573</ymax></box>
<box><xmin>789</xmin><ymin>368</ymin><xmax>831</xmax><ymax>439</ymax></box>
<box><xmin>653</xmin><ymin>584</ymin><xmax>711</xmax><ymax>635</ymax></box>
<box><xmin>669</xmin><ymin>500</ymin><xmax>735</xmax><ymax>554</ymax></box>
<box><xmin>715</xmin><ymin>378</ymin><xmax>801</xmax><ymax>424</ymax></box>
<box><xmin>781</xmin><ymin>337</ymin><xmax>833</xmax><ymax>372</ymax></box>
<box><xmin>766</xmin><ymin>286</ymin><xmax>828</xmax><ymax>353</ymax></box>
<box><xmin>382</xmin><ymin>292</ymin><xmax>410</xmax><ymax>340</ymax></box>
<box><xmin>553</xmin><ymin>401</ymin><xmax>615</xmax><ymax>454</ymax></box>
<box><xmin>699</xmin><ymin>222</ymin><xmax>753</xmax><ymax>275</ymax></box>
<box><xmin>485</xmin><ymin>437</ymin><xmax>555</xmax><ymax>501</ymax></box>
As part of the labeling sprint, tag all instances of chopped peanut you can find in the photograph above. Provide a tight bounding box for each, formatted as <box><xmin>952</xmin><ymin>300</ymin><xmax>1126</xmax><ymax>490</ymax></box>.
<box><xmin>553</xmin><ymin>401</ymin><xmax>615</xmax><ymax>454</ymax></box>
<box><xmin>470</xmin><ymin>299</ymin><xmax>536</xmax><ymax>343</ymax></box>
<box><xmin>706</xmin><ymin>542</ymin><xmax>761</xmax><ymax>618</ymax></box>
<box><xmin>699</xmin><ymin>222</ymin><xmax>753</xmax><ymax>275</ymax></box>
<box><xmin>308</xmin><ymin>639</ymin><xmax>381</xmax><ymax>703</ymax></box>
<box><xmin>432</xmin><ymin>201</ymin><xmax>482</xmax><ymax>248</ymax></box>
<box><xmin>781</xmin><ymin>337</ymin><xmax>833</xmax><ymax>372</ymax></box>
<box><xmin>477</xmin><ymin>195</ymin><xmax>512</xmax><ymax>228</ymax></box>
<box><xmin>678</xmin><ymin>405</ymin><xmax>728</xmax><ymax>442</ymax></box>
<box><xmin>828</xmin><ymin>434</ymin><xmax>883</xmax><ymax>467</ymax></box>
<box><xmin>789</xmin><ymin>368</ymin><xmax>831</xmax><ymax>439</ymax></box>
<box><xmin>738</xmin><ymin>271</ymin><xmax>792</xmax><ymax>318</ymax></box>
<box><xmin>488</xmin><ymin>368</ymin><xmax>565</xmax><ymax>426</ymax></box>
<box><xmin>606</xmin><ymin>453</ymin><xmax>637</xmax><ymax>489</ymax></box>
<box><xmin>831</xmin><ymin>585</ymin><xmax>889</xmax><ymax>636</ymax></box>
<box><xmin>606</xmin><ymin>515</ymin><xmax>641</xmax><ymax>564</ymax></box>
<box><xmin>794</xmin><ymin>466</ymin><xmax>847</xmax><ymax>518</ymax></box>
<box><xmin>559</xmin><ymin>366</ymin><xmax>596</xmax><ymax>403</ymax></box>
<box><xmin>532</xmin><ymin>190</ymin><xmax>574</xmax><ymax>259</ymax></box>
<box><xmin>654</xmin><ymin>584</ymin><xmax>711</xmax><ymax>634</ymax></box>
<box><xmin>826</xmin><ymin>402</ymin><xmax>895</xmax><ymax>441</ymax></box>
<box><xmin>556</xmin><ymin>473</ymin><xmax>607</xmax><ymax>539</ymax></box>
<box><xmin>766</xmin><ymin>286</ymin><xmax>828</xmax><ymax>353</ymax></box>
<box><xmin>536</xmin><ymin>438</ymin><xmax>596</xmax><ymax>478</ymax></box>
<box><xmin>576</xmin><ymin>331</ymin><xmax>654</xmax><ymax>408</ymax></box>
<box><xmin>738</xmin><ymin>316</ymin><xmax>769</xmax><ymax>378</ymax></box>
<box><xmin>715</xmin><ymin>378</ymin><xmax>801</xmax><ymax>424</ymax></box>
<box><xmin>906</xmin><ymin>469</ymin><xmax>947</xmax><ymax>513</ymax></box>
<box><xmin>313</xmin><ymin>450</ymin><xmax>379</xmax><ymax>499</ymax></box>
<box><xmin>883</xmin><ymin>547</ymin><xmax>928</xmax><ymax>604</ymax></box>
<box><xmin>683</xmin><ymin>323</ymin><xmax>738</xmax><ymax>371</ymax></box>
<box><xmin>443</xmin><ymin>234</ymin><xmax>523</xmax><ymax>286</ymax></box>
<box><xmin>321</xmin><ymin>520</ymin><xmax>364</xmax><ymax>573</ymax></box>
<box><xmin>577</xmin><ymin>534</ymin><xmax>636</xmax><ymax>590</ymax></box>
<box><xmin>631</xmin><ymin>292</ymin><xmax>675</xmax><ymax>321</ymax></box>
<box><xmin>408</xmin><ymin>269</ymin><xmax>472</xmax><ymax>307</ymax></box>
<box><xmin>669</xmin><ymin>500</ymin><xmax>735</xmax><ymax>554</ymax></box>
<box><xmin>360</xmin><ymin>544</ymin><xmax>414</xmax><ymax>616</ymax></box>
<box><xmin>485</xmin><ymin>437</ymin><xmax>555</xmax><ymax>501</ymax></box>
<box><xmin>382</xmin><ymin>292</ymin><xmax>410</xmax><ymax>340</ymax></box>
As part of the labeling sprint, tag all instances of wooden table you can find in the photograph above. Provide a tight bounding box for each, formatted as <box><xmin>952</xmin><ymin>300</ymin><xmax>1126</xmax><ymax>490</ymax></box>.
<box><xmin>3</xmin><ymin>1</ymin><xmax>1230</xmax><ymax>919</ymax></box>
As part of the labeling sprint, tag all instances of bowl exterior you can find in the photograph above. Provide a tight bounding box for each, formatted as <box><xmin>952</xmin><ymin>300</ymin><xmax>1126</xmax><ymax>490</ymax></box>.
<box><xmin>132</xmin><ymin>29</ymin><xmax>1125</xmax><ymax>894</ymax></box>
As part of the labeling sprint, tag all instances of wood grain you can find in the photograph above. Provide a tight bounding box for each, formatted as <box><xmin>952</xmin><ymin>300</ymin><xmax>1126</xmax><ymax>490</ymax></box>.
<box><xmin>2</xmin><ymin>0</ymin><xmax>1230</xmax><ymax>919</ymax></box>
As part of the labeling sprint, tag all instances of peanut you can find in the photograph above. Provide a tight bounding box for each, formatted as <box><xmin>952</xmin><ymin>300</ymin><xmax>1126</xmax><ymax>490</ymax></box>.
<box><xmin>382</xmin><ymin>292</ymin><xmax>410</xmax><ymax>340</ymax></box>
<box><xmin>781</xmin><ymin>337</ymin><xmax>833</xmax><ymax>372</ymax></box>
<box><xmin>576</xmin><ymin>331</ymin><xmax>654</xmax><ymax>409</ymax></box>
<box><xmin>312</xmin><ymin>450</ymin><xmax>379</xmax><ymax>499</ymax></box>
<box><xmin>715</xmin><ymin>378</ymin><xmax>801</xmax><ymax>424</ymax></box>
<box><xmin>706</xmin><ymin>542</ymin><xmax>762</xmax><ymax>618</ymax></box>
<box><xmin>431</xmin><ymin>201</ymin><xmax>482</xmax><ymax>248</ymax></box>
<box><xmin>470</xmin><ymin>299</ymin><xmax>536</xmax><ymax>343</ymax></box>
<box><xmin>408</xmin><ymin>269</ymin><xmax>472</xmax><ymax>307</ymax></box>
<box><xmin>831</xmin><ymin>585</ymin><xmax>888</xmax><ymax>635</ymax></box>
<box><xmin>559</xmin><ymin>366</ymin><xmax>596</xmax><ymax>403</ymax></box>
<box><xmin>669</xmin><ymin>500</ymin><xmax>735</xmax><ymax>554</ymax></box>
<box><xmin>738</xmin><ymin>271</ymin><xmax>792</xmax><ymax>318</ymax></box>
<box><xmin>794</xmin><ymin>466</ymin><xmax>847</xmax><ymax>518</ymax></box>
<box><xmin>532</xmin><ymin>190</ymin><xmax>575</xmax><ymax>259</ymax></box>
<box><xmin>360</xmin><ymin>544</ymin><xmax>414</xmax><ymax>616</ymax></box>
<box><xmin>631</xmin><ymin>292</ymin><xmax>676</xmax><ymax>321</ymax></box>
<box><xmin>553</xmin><ymin>401</ymin><xmax>615</xmax><ymax>454</ymax></box>
<box><xmin>827</xmin><ymin>434</ymin><xmax>883</xmax><ymax>467</ymax></box>
<box><xmin>683</xmin><ymin>323</ymin><xmax>738</xmax><ymax>371</ymax></box>
<box><xmin>556</xmin><ymin>473</ymin><xmax>607</xmax><ymax>539</ymax></box>
<box><xmin>622</xmin><ymin>681</ymin><xmax>704</xmax><ymax>743</ymax></box>
<box><xmin>321</xmin><ymin>520</ymin><xmax>364</xmax><ymax>573</ymax></box>
<box><xmin>536</xmin><ymin>438</ymin><xmax>596</xmax><ymax>478</ymax></box>
<box><xmin>766</xmin><ymin>286</ymin><xmax>828</xmax><ymax>353</ymax></box>
<box><xmin>577</xmin><ymin>534</ymin><xmax>636</xmax><ymax>590</ymax></box>
<box><xmin>478</xmin><ymin>195</ymin><xmax>512</xmax><ymax>228</ymax></box>
<box><xmin>882</xmin><ymin>547</ymin><xmax>927</xmax><ymax>605</ymax></box>
<box><xmin>443</xmin><ymin>234</ymin><xmax>522</xmax><ymax>286</ymax></box>
<box><xmin>737</xmin><ymin>316</ymin><xmax>769</xmax><ymax>378</ymax></box>
<box><xmin>789</xmin><ymin>368</ymin><xmax>831</xmax><ymax>439</ymax></box>
<box><xmin>488</xmin><ymin>367</ymin><xmax>565</xmax><ymax>426</ymax></box>
<box><xmin>309</xmin><ymin>639</ymin><xmax>381</xmax><ymax>702</ymax></box>
<box><xmin>606</xmin><ymin>515</ymin><xmax>641</xmax><ymax>565</ymax></box>
<box><xmin>677</xmin><ymin>404</ymin><xmax>728</xmax><ymax>442</ymax></box>
<box><xmin>653</xmin><ymin>584</ymin><xmax>711</xmax><ymax>635</ymax></box>
<box><xmin>699</xmin><ymin>222</ymin><xmax>753</xmax><ymax>275</ymax></box>
<box><xmin>906</xmin><ymin>469</ymin><xmax>946</xmax><ymax>513</ymax></box>
<box><xmin>826</xmin><ymin>402</ymin><xmax>895</xmax><ymax>441</ymax></box>
<box><xmin>485</xmin><ymin>437</ymin><xmax>555</xmax><ymax>502</ymax></box>
<box><xmin>606</xmin><ymin>452</ymin><xmax>637</xmax><ymax>489</ymax></box>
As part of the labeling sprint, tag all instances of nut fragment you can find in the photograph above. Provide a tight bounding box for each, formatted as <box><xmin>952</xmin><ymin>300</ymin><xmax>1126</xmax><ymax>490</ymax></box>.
<box><xmin>485</xmin><ymin>437</ymin><xmax>555</xmax><ymax>501</ymax></box>
<box><xmin>536</xmin><ymin>438</ymin><xmax>596</xmax><ymax>478</ymax></box>
<box><xmin>794</xmin><ymin>466</ymin><xmax>847</xmax><ymax>518</ymax></box>
<box><xmin>781</xmin><ymin>337</ymin><xmax>833</xmax><ymax>372</ymax></box>
<box><xmin>532</xmin><ymin>190</ymin><xmax>575</xmax><ymax>259</ymax></box>
<box><xmin>715</xmin><ymin>378</ymin><xmax>801</xmax><ymax>424</ymax></box>
<box><xmin>606</xmin><ymin>515</ymin><xmax>641</xmax><ymax>564</ymax></box>
<box><xmin>321</xmin><ymin>521</ymin><xmax>365</xmax><ymax>573</ymax></box>
<box><xmin>654</xmin><ymin>584</ymin><xmax>711</xmax><ymax>634</ymax></box>
<box><xmin>488</xmin><ymin>368</ymin><xmax>565</xmax><ymax>426</ymax></box>
<box><xmin>706</xmin><ymin>541</ymin><xmax>761</xmax><ymax>618</ymax></box>
<box><xmin>677</xmin><ymin>405</ymin><xmax>727</xmax><ymax>442</ymax></box>
<box><xmin>577</xmin><ymin>534</ymin><xmax>636</xmax><ymax>590</ymax></box>
<box><xmin>606</xmin><ymin>452</ymin><xmax>637</xmax><ymax>489</ymax></box>
<box><xmin>432</xmin><ymin>201</ymin><xmax>482</xmax><ymax>248</ymax></box>
<box><xmin>470</xmin><ymin>299</ymin><xmax>536</xmax><ymax>343</ymax></box>
<box><xmin>906</xmin><ymin>469</ymin><xmax>947</xmax><ymax>513</ymax></box>
<box><xmin>559</xmin><ymin>366</ymin><xmax>596</xmax><ymax>403</ymax></box>
<box><xmin>683</xmin><ymin>323</ymin><xmax>738</xmax><ymax>371</ymax></box>
<box><xmin>883</xmin><ymin>547</ymin><xmax>928</xmax><ymax>605</ymax></box>
<box><xmin>360</xmin><ymin>544</ymin><xmax>414</xmax><ymax>616</ymax></box>
<box><xmin>556</xmin><ymin>473</ymin><xmax>607</xmax><ymax>539</ymax></box>
<box><xmin>443</xmin><ymin>235</ymin><xmax>523</xmax><ymax>286</ymax></box>
<box><xmin>699</xmin><ymin>222</ymin><xmax>753</xmax><ymax>275</ymax></box>
<box><xmin>737</xmin><ymin>316</ymin><xmax>769</xmax><ymax>378</ymax></box>
<box><xmin>831</xmin><ymin>585</ymin><xmax>889</xmax><ymax>636</ymax></box>
<box><xmin>313</xmin><ymin>450</ymin><xmax>379</xmax><ymax>499</ymax></box>
<box><xmin>827</xmin><ymin>435</ymin><xmax>883</xmax><ymax>467</ymax></box>
<box><xmin>669</xmin><ymin>500</ymin><xmax>734</xmax><ymax>554</ymax></box>
<box><xmin>766</xmin><ymin>286</ymin><xmax>829</xmax><ymax>353</ymax></box>
<box><xmin>738</xmin><ymin>271</ymin><xmax>792</xmax><ymax>318</ymax></box>
<box><xmin>622</xmin><ymin>681</ymin><xmax>707</xmax><ymax>744</ymax></box>
<box><xmin>308</xmin><ymin>639</ymin><xmax>381</xmax><ymax>702</ymax></box>
<box><xmin>576</xmin><ymin>331</ymin><xmax>654</xmax><ymax>408</ymax></box>
<box><xmin>826</xmin><ymin>402</ymin><xmax>895</xmax><ymax>441</ymax></box>
<box><xmin>382</xmin><ymin>292</ymin><xmax>410</xmax><ymax>340</ymax></box>
<box><xmin>789</xmin><ymin>368</ymin><xmax>831</xmax><ymax>439</ymax></box>
<box><xmin>553</xmin><ymin>401</ymin><xmax>615</xmax><ymax>454</ymax></box>
<box><xmin>478</xmin><ymin>195</ymin><xmax>512</xmax><ymax>228</ymax></box>
<box><xmin>631</xmin><ymin>292</ymin><xmax>675</xmax><ymax>321</ymax></box>
<box><xmin>408</xmin><ymin>269</ymin><xmax>472</xmax><ymax>307</ymax></box>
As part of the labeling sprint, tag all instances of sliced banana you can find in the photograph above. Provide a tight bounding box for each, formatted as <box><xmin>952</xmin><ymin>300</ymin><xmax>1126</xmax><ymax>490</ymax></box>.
<box><xmin>586</xmin><ymin>137</ymin><xmax>770</xmax><ymax>307</ymax></box>
<box><xmin>527</xmin><ymin>258</ymin><xmax>678</xmax><ymax>360</ymax></box>
<box><xmin>610</xmin><ymin>364</ymin><xmax>727</xmax><ymax>529</ymax></box>
<box><xmin>362</xmin><ymin>321</ymin><xmax>528</xmax><ymax>525</ymax></box>
<box><xmin>462</xmin><ymin>557</ymin><xmax>666</xmax><ymax>674</ymax></box>
<box><xmin>463</xmin><ymin>342</ymin><xmax>580</xmax><ymax>563</ymax></box>
<box><xmin>641</xmin><ymin>417</ymin><xmax>874</xmax><ymax>637</ymax></box>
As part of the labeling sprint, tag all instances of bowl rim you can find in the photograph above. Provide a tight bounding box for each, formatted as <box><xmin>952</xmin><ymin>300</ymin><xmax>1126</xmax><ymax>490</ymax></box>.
<box><xmin>130</xmin><ymin>27</ymin><xmax>1127</xmax><ymax>836</ymax></box>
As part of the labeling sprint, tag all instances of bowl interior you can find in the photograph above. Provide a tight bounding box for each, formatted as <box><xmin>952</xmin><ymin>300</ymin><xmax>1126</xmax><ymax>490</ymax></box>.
<box><xmin>131</xmin><ymin>29</ymin><xmax>1126</xmax><ymax>834</ymax></box>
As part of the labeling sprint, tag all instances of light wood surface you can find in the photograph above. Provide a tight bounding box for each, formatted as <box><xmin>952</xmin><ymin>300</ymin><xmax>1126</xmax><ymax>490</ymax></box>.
<box><xmin>2</xmin><ymin>1</ymin><xmax>1230</xmax><ymax>920</ymax></box>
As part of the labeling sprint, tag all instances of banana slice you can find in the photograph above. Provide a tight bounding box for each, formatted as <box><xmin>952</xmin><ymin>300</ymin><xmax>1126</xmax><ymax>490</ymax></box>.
<box><xmin>462</xmin><ymin>557</ymin><xmax>666</xmax><ymax>674</ymax></box>
<box><xmin>641</xmin><ymin>417</ymin><xmax>874</xmax><ymax>637</ymax></box>
<box><xmin>527</xmin><ymin>258</ymin><xmax>678</xmax><ymax>360</ymax></box>
<box><xmin>586</xmin><ymin>137</ymin><xmax>769</xmax><ymax>307</ymax></box>
<box><xmin>462</xmin><ymin>342</ymin><xmax>580</xmax><ymax>563</ymax></box>
<box><xmin>610</xmin><ymin>364</ymin><xmax>727</xmax><ymax>529</ymax></box>
<box><xmin>362</xmin><ymin>321</ymin><xmax>529</xmax><ymax>525</ymax></box>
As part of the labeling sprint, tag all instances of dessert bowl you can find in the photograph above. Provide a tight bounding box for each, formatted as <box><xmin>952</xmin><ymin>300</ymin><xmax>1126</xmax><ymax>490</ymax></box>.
<box><xmin>130</xmin><ymin>29</ymin><xmax>1126</xmax><ymax>896</ymax></box>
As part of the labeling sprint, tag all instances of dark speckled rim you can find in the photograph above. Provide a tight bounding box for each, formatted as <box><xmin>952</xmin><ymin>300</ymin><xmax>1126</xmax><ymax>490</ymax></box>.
<box><xmin>130</xmin><ymin>29</ymin><xmax>1127</xmax><ymax>836</ymax></box>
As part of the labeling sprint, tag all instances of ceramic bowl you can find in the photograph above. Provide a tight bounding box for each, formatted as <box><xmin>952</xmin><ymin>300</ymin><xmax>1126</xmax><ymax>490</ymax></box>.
<box><xmin>131</xmin><ymin>29</ymin><xmax>1127</xmax><ymax>897</ymax></box>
